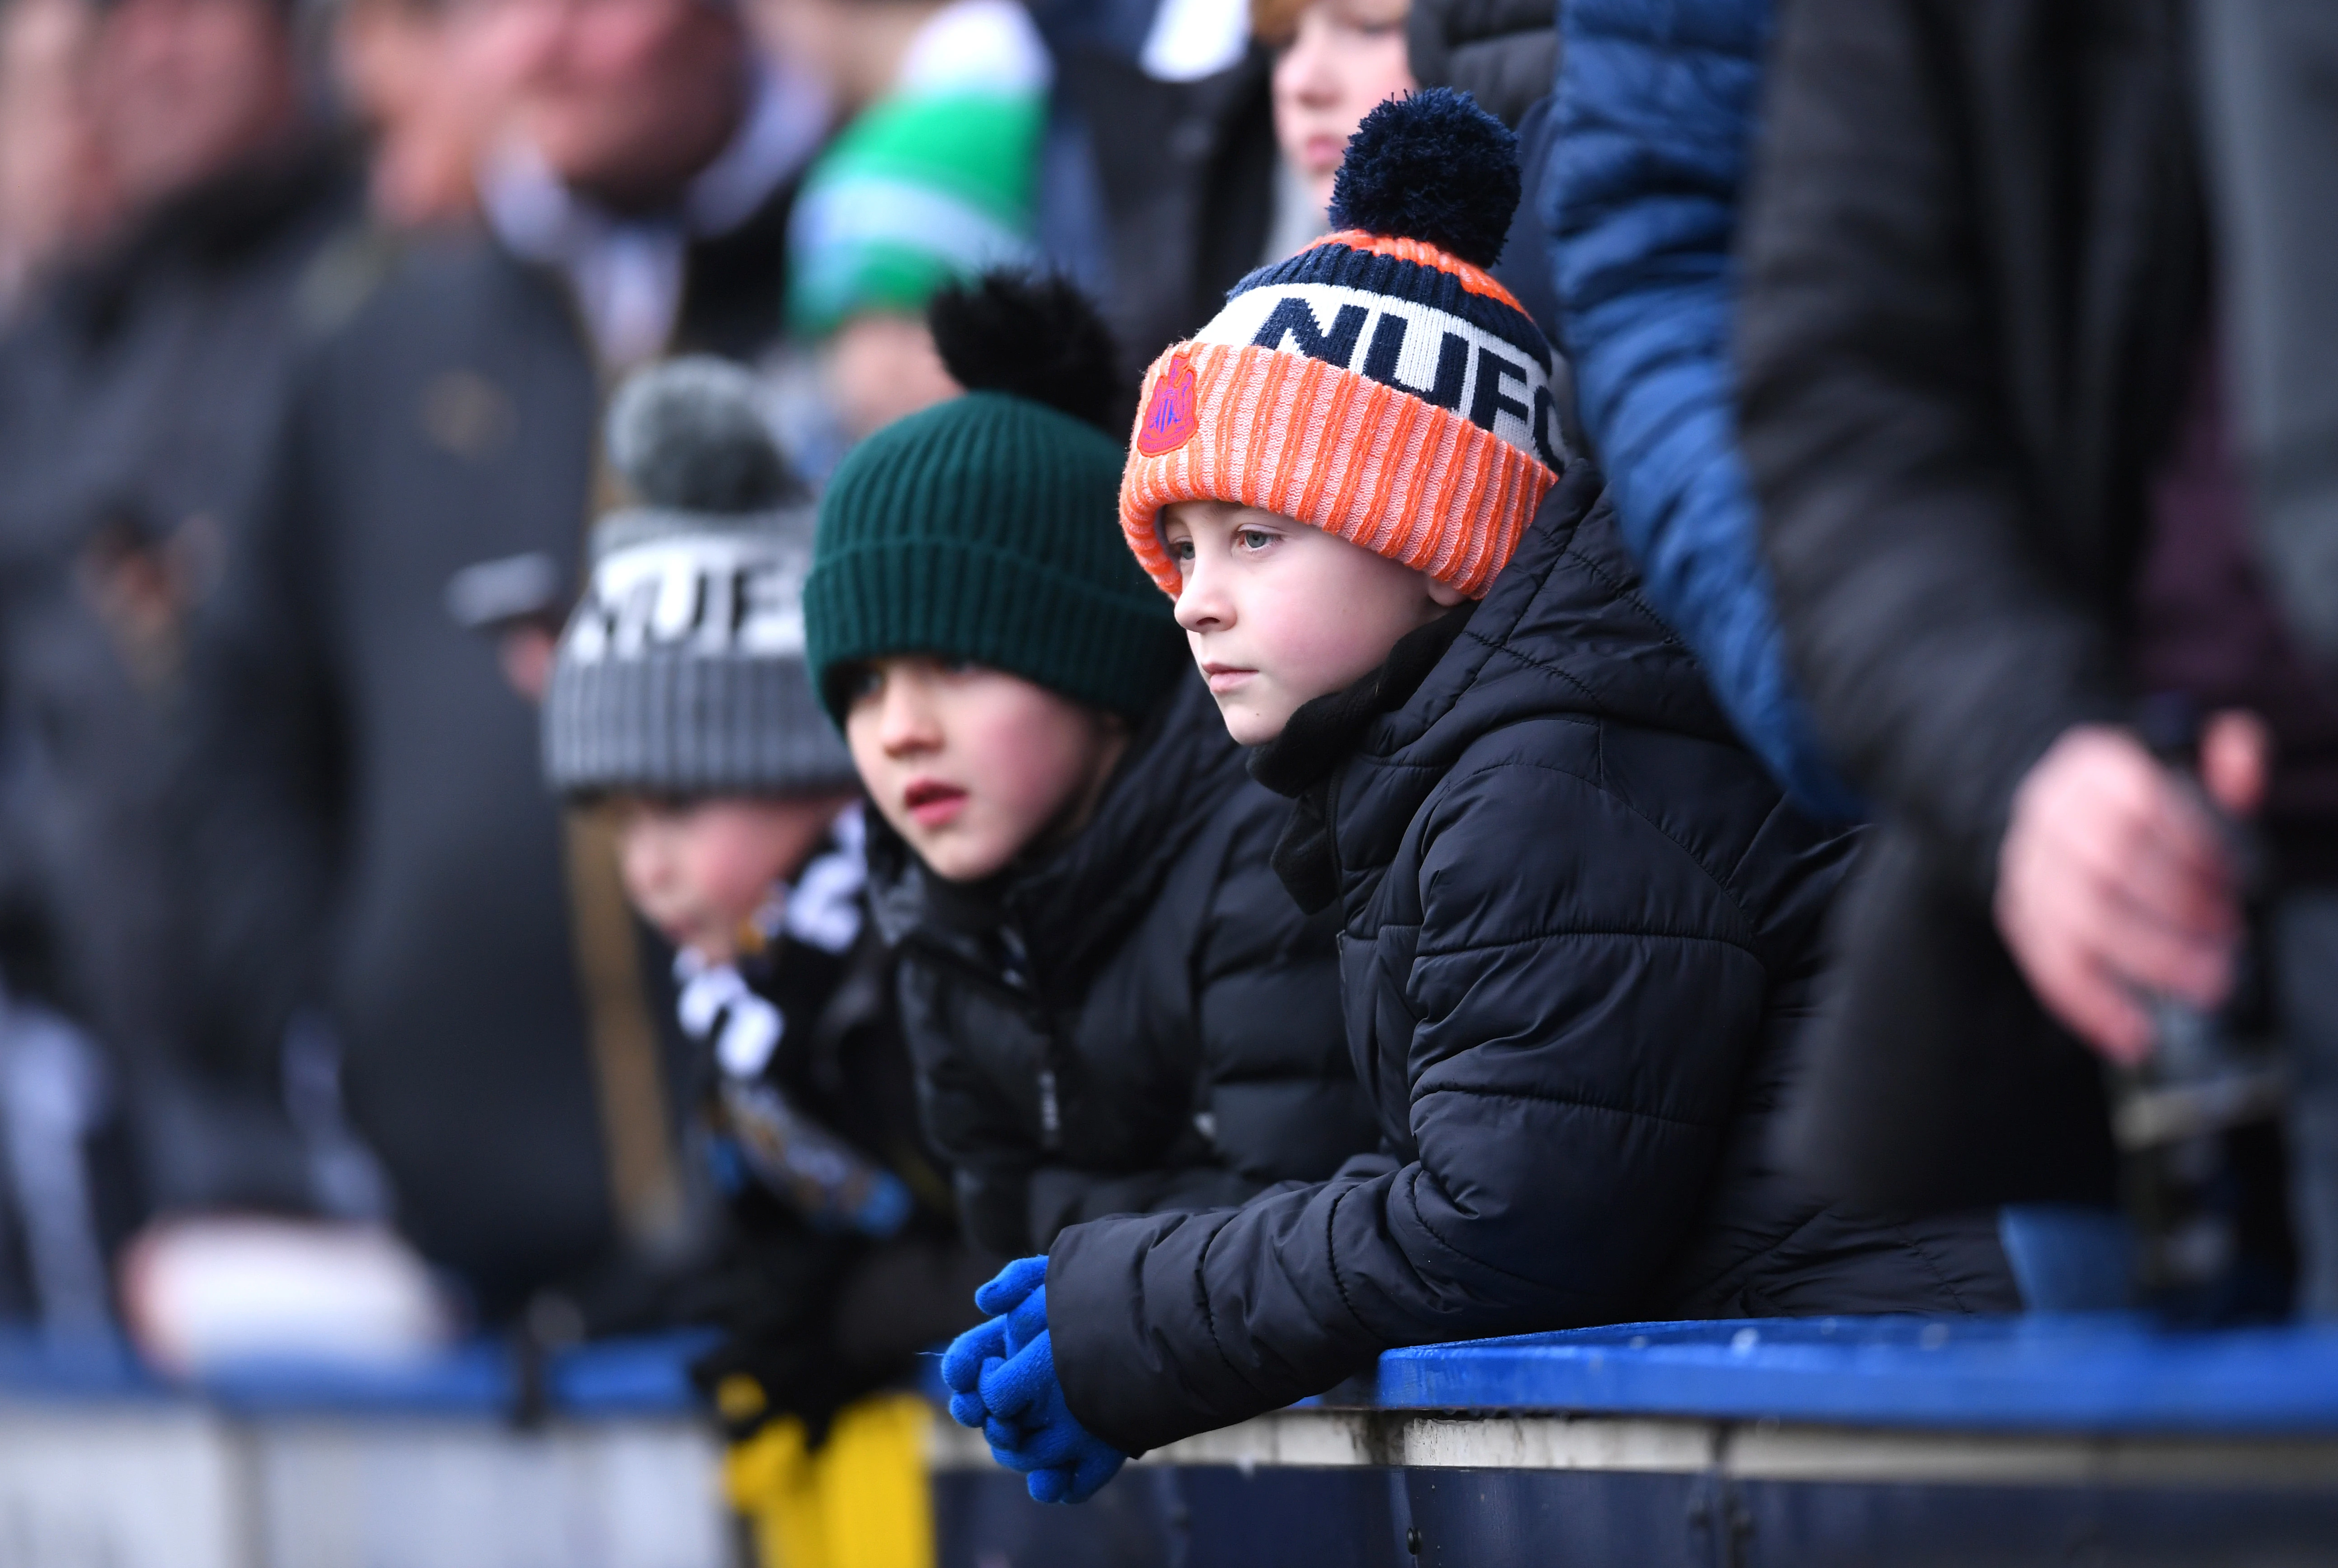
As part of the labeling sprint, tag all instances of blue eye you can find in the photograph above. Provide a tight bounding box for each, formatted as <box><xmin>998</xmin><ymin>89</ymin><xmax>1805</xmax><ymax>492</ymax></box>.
<box><xmin>837</xmin><ymin>664</ymin><xmax>883</xmax><ymax>706</ymax></box>
<box><xmin>1238</xmin><ymin>529</ymin><xmax>1274</xmax><ymax>551</ymax></box>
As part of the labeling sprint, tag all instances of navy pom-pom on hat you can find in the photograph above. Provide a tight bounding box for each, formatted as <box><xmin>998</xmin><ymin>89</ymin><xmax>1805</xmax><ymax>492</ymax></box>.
<box><xmin>1328</xmin><ymin>86</ymin><xmax>1520</xmax><ymax>270</ymax></box>
<box><xmin>1119</xmin><ymin>86</ymin><xmax>1562</xmax><ymax>601</ymax></box>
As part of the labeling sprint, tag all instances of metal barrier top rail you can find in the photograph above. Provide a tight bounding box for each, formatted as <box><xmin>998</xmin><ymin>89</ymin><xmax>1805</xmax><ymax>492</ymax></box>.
<box><xmin>6</xmin><ymin>1314</ymin><xmax>2338</xmax><ymax>1434</ymax></box>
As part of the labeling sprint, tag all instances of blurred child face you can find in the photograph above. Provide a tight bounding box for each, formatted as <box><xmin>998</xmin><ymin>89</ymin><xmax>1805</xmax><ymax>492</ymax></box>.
<box><xmin>1162</xmin><ymin>500</ymin><xmax>1464</xmax><ymax>746</ymax></box>
<box><xmin>842</xmin><ymin>658</ymin><xmax>1127</xmax><ymax>884</ymax></box>
<box><xmin>615</xmin><ymin>793</ymin><xmax>854</xmax><ymax>963</ymax></box>
<box><xmin>1271</xmin><ymin>0</ymin><xmax>1415</xmax><ymax>217</ymax></box>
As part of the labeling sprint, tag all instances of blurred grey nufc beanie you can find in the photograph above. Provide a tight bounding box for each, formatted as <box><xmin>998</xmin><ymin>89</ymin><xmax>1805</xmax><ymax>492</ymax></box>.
<box><xmin>544</xmin><ymin>357</ymin><xmax>859</xmax><ymax>798</ymax></box>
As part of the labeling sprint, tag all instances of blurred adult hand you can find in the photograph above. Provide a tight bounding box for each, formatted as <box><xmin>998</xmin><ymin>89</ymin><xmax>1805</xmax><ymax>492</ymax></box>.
<box><xmin>1994</xmin><ymin>712</ymin><xmax>2271</xmax><ymax>1064</ymax></box>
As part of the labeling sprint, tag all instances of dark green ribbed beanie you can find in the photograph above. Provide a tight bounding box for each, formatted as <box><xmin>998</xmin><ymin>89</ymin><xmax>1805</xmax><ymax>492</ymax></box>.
<box><xmin>805</xmin><ymin>388</ymin><xmax>1184</xmax><ymax>722</ymax></box>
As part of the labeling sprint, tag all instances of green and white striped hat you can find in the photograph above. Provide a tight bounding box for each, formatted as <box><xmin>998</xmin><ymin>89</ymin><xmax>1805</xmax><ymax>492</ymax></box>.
<box><xmin>785</xmin><ymin>4</ymin><xmax>1047</xmax><ymax>337</ymax></box>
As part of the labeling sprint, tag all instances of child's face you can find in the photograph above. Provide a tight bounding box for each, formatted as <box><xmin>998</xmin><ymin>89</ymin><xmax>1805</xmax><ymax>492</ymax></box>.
<box><xmin>614</xmin><ymin>793</ymin><xmax>854</xmax><ymax>964</ymax></box>
<box><xmin>1162</xmin><ymin>501</ymin><xmax>1464</xmax><ymax>745</ymax></box>
<box><xmin>842</xmin><ymin>656</ymin><xmax>1126</xmax><ymax>884</ymax></box>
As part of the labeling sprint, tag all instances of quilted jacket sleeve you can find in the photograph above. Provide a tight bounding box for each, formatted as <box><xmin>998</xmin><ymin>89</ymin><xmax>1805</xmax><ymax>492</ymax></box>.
<box><xmin>1044</xmin><ymin>746</ymin><xmax>1779</xmax><ymax>1454</ymax></box>
<box><xmin>1549</xmin><ymin>0</ymin><xmax>1858</xmax><ymax>819</ymax></box>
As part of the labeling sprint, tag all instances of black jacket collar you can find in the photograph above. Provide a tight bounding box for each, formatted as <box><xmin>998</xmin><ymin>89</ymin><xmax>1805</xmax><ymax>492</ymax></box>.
<box><xmin>1250</xmin><ymin>460</ymin><xmax>1735</xmax><ymax>914</ymax></box>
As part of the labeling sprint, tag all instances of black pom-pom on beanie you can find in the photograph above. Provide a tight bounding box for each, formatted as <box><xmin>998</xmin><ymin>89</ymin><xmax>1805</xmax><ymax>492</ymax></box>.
<box><xmin>929</xmin><ymin>273</ymin><xmax>1125</xmax><ymax>435</ymax></box>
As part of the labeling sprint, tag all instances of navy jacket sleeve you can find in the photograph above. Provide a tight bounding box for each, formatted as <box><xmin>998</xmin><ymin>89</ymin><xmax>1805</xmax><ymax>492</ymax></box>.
<box><xmin>1549</xmin><ymin>0</ymin><xmax>1858</xmax><ymax>819</ymax></box>
<box><xmin>1045</xmin><ymin>742</ymin><xmax>1783</xmax><ymax>1454</ymax></box>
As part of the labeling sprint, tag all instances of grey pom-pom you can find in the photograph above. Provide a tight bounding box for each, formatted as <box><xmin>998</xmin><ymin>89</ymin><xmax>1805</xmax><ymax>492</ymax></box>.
<box><xmin>605</xmin><ymin>356</ymin><xmax>794</xmax><ymax>513</ymax></box>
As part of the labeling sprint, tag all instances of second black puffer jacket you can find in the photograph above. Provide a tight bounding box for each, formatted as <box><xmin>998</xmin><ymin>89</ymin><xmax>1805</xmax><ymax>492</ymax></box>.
<box><xmin>868</xmin><ymin>670</ymin><xmax>1375</xmax><ymax>1258</ymax></box>
<box><xmin>1046</xmin><ymin>466</ymin><xmax>2017</xmax><ymax>1455</ymax></box>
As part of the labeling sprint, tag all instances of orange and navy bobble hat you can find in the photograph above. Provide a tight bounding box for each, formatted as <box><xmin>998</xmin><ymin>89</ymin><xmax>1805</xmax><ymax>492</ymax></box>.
<box><xmin>1120</xmin><ymin>87</ymin><xmax>1564</xmax><ymax>600</ymax></box>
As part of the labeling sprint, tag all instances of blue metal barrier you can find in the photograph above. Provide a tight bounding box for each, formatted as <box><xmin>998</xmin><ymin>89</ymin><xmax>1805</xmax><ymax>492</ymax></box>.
<box><xmin>1378</xmin><ymin>1313</ymin><xmax>2338</xmax><ymax>1432</ymax></box>
<box><xmin>985</xmin><ymin>1315</ymin><xmax>2338</xmax><ymax>1568</ymax></box>
<box><xmin>8</xmin><ymin>1317</ymin><xmax>2338</xmax><ymax>1565</ymax></box>
<box><xmin>0</xmin><ymin>1329</ymin><xmax>731</xmax><ymax>1568</ymax></box>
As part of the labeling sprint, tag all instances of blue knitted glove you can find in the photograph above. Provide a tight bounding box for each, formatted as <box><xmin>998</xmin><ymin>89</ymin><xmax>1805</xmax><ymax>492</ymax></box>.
<box><xmin>938</xmin><ymin>1256</ymin><xmax>1125</xmax><ymax>1503</ymax></box>
<box><xmin>975</xmin><ymin>1325</ymin><xmax>1126</xmax><ymax>1503</ymax></box>
<box><xmin>940</xmin><ymin>1256</ymin><xmax>1048</xmax><ymax>1429</ymax></box>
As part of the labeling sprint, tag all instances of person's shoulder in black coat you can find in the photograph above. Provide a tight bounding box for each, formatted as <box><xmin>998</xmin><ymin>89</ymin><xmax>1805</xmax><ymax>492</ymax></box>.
<box><xmin>1045</xmin><ymin>465</ymin><xmax>2016</xmax><ymax>1456</ymax></box>
<box><xmin>869</xmin><ymin>669</ymin><xmax>1375</xmax><ymax>1259</ymax></box>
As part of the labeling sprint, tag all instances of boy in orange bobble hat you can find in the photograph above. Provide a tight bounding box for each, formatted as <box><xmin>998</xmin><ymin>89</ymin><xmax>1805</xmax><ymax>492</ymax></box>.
<box><xmin>940</xmin><ymin>89</ymin><xmax>2016</xmax><ymax>1501</ymax></box>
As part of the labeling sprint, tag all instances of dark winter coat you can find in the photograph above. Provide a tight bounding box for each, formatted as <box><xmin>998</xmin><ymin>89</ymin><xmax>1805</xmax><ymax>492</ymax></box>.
<box><xmin>1407</xmin><ymin>0</ymin><xmax>1557</xmax><ymax>133</ymax></box>
<box><xmin>1546</xmin><ymin>0</ymin><xmax>1854</xmax><ymax>819</ymax></box>
<box><xmin>1410</xmin><ymin>0</ymin><xmax>1565</xmax><ymax>356</ymax></box>
<box><xmin>174</xmin><ymin>181</ymin><xmax>803</xmax><ymax>1312</ymax></box>
<box><xmin>1046</xmin><ymin>467</ymin><xmax>2016</xmax><ymax>1456</ymax></box>
<box><xmin>868</xmin><ymin>670</ymin><xmax>1375</xmax><ymax>1260</ymax></box>
<box><xmin>1735</xmin><ymin>0</ymin><xmax>2203</xmax><ymax>1210</ymax></box>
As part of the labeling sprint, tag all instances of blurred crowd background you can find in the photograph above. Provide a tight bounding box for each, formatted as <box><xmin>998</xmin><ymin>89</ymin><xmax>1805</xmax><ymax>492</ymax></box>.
<box><xmin>0</xmin><ymin>0</ymin><xmax>1553</xmax><ymax>1367</ymax></box>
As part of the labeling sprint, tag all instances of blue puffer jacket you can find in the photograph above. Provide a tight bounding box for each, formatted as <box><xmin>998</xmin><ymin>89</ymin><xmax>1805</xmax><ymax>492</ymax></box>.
<box><xmin>1546</xmin><ymin>0</ymin><xmax>1858</xmax><ymax>818</ymax></box>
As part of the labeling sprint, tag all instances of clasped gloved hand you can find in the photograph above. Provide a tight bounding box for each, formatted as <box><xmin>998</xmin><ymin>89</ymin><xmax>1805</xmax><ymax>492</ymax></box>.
<box><xmin>940</xmin><ymin>1255</ymin><xmax>1127</xmax><ymax>1504</ymax></box>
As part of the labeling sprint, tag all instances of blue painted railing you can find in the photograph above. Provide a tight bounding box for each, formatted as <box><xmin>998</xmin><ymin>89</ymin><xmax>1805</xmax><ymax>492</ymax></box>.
<box><xmin>6</xmin><ymin>1314</ymin><xmax>2338</xmax><ymax>1435</ymax></box>
<box><xmin>0</xmin><ymin>1326</ymin><xmax>720</xmax><ymax>1418</ymax></box>
<box><xmin>1377</xmin><ymin>1314</ymin><xmax>2338</xmax><ymax>1434</ymax></box>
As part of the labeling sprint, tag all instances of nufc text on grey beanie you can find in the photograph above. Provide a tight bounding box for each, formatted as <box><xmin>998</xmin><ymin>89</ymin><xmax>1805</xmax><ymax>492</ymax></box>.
<box><xmin>544</xmin><ymin>357</ymin><xmax>859</xmax><ymax>798</ymax></box>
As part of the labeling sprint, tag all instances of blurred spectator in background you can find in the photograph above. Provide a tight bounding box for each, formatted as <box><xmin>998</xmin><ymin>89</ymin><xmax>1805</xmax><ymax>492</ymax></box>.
<box><xmin>0</xmin><ymin>0</ymin><xmax>362</xmax><ymax>1344</ymax></box>
<box><xmin>1738</xmin><ymin>0</ymin><xmax>2338</xmax><ymax>1311</ymax></box>
<box><xmin>1253</xmin><ymin>0</ymin><xmax>1411</xmax><ymax>261</ymax></box>
<box><xmin>173</xmin><ymin>0</ymin><xmax>828</xmax><ymax>1326</ymax></box>
<box><xmin>2196</xmin><ymin>4</ymin><xmax>2338</xmax><ymax>687</ymax></box>
<box><xmin>0</xmin><ymin>0</ymin><xmax>117</xmax><ymax>316</ymax></box>
<box><xmin>765</xmin><ymin>0</ymin><xmax>1048</xmax><ymax>467</ymax></box>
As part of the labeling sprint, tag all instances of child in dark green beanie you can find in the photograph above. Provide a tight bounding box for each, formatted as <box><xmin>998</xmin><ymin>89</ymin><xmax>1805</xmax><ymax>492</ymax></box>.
<box><xmin>804</xmin><ymin>274</ymin><xmax>1376</xmax><ymax>1266</ymax></box>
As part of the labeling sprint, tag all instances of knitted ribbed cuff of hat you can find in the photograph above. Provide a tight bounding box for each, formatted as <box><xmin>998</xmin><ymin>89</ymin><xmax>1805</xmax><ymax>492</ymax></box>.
<box><xmin>803</xmin><ymin>537</ymin><xmax>1183</xmax><ymax>724</ymax></box>
<box><xmin>545</xmin><ymin>652</ymin><xmax>858</xmax><ymax>798</ymax></box>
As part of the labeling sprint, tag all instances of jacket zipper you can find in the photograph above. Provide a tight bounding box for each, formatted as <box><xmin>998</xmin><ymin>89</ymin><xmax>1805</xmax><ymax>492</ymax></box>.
<box><xmin>1001</xmin><ymin>926</ymin><xmax>1064</xmax><ymax>1152</ymax></box>
<box><xmin>1036</xmin><ymin>1066</ymin><xmax>1061</xmax><ymax>1150</ymax></box>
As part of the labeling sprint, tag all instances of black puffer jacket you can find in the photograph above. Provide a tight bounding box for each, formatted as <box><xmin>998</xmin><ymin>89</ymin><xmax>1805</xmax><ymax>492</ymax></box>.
<box><xmin>868</xmin><ymin>670</ymin><xmax>1374</xmax><ymax>1258</ymax></box>
<box><xmin>1047</xmin><ymin>467</ymin><xmax>2016</xmax><ymax>1455</ymax></box>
